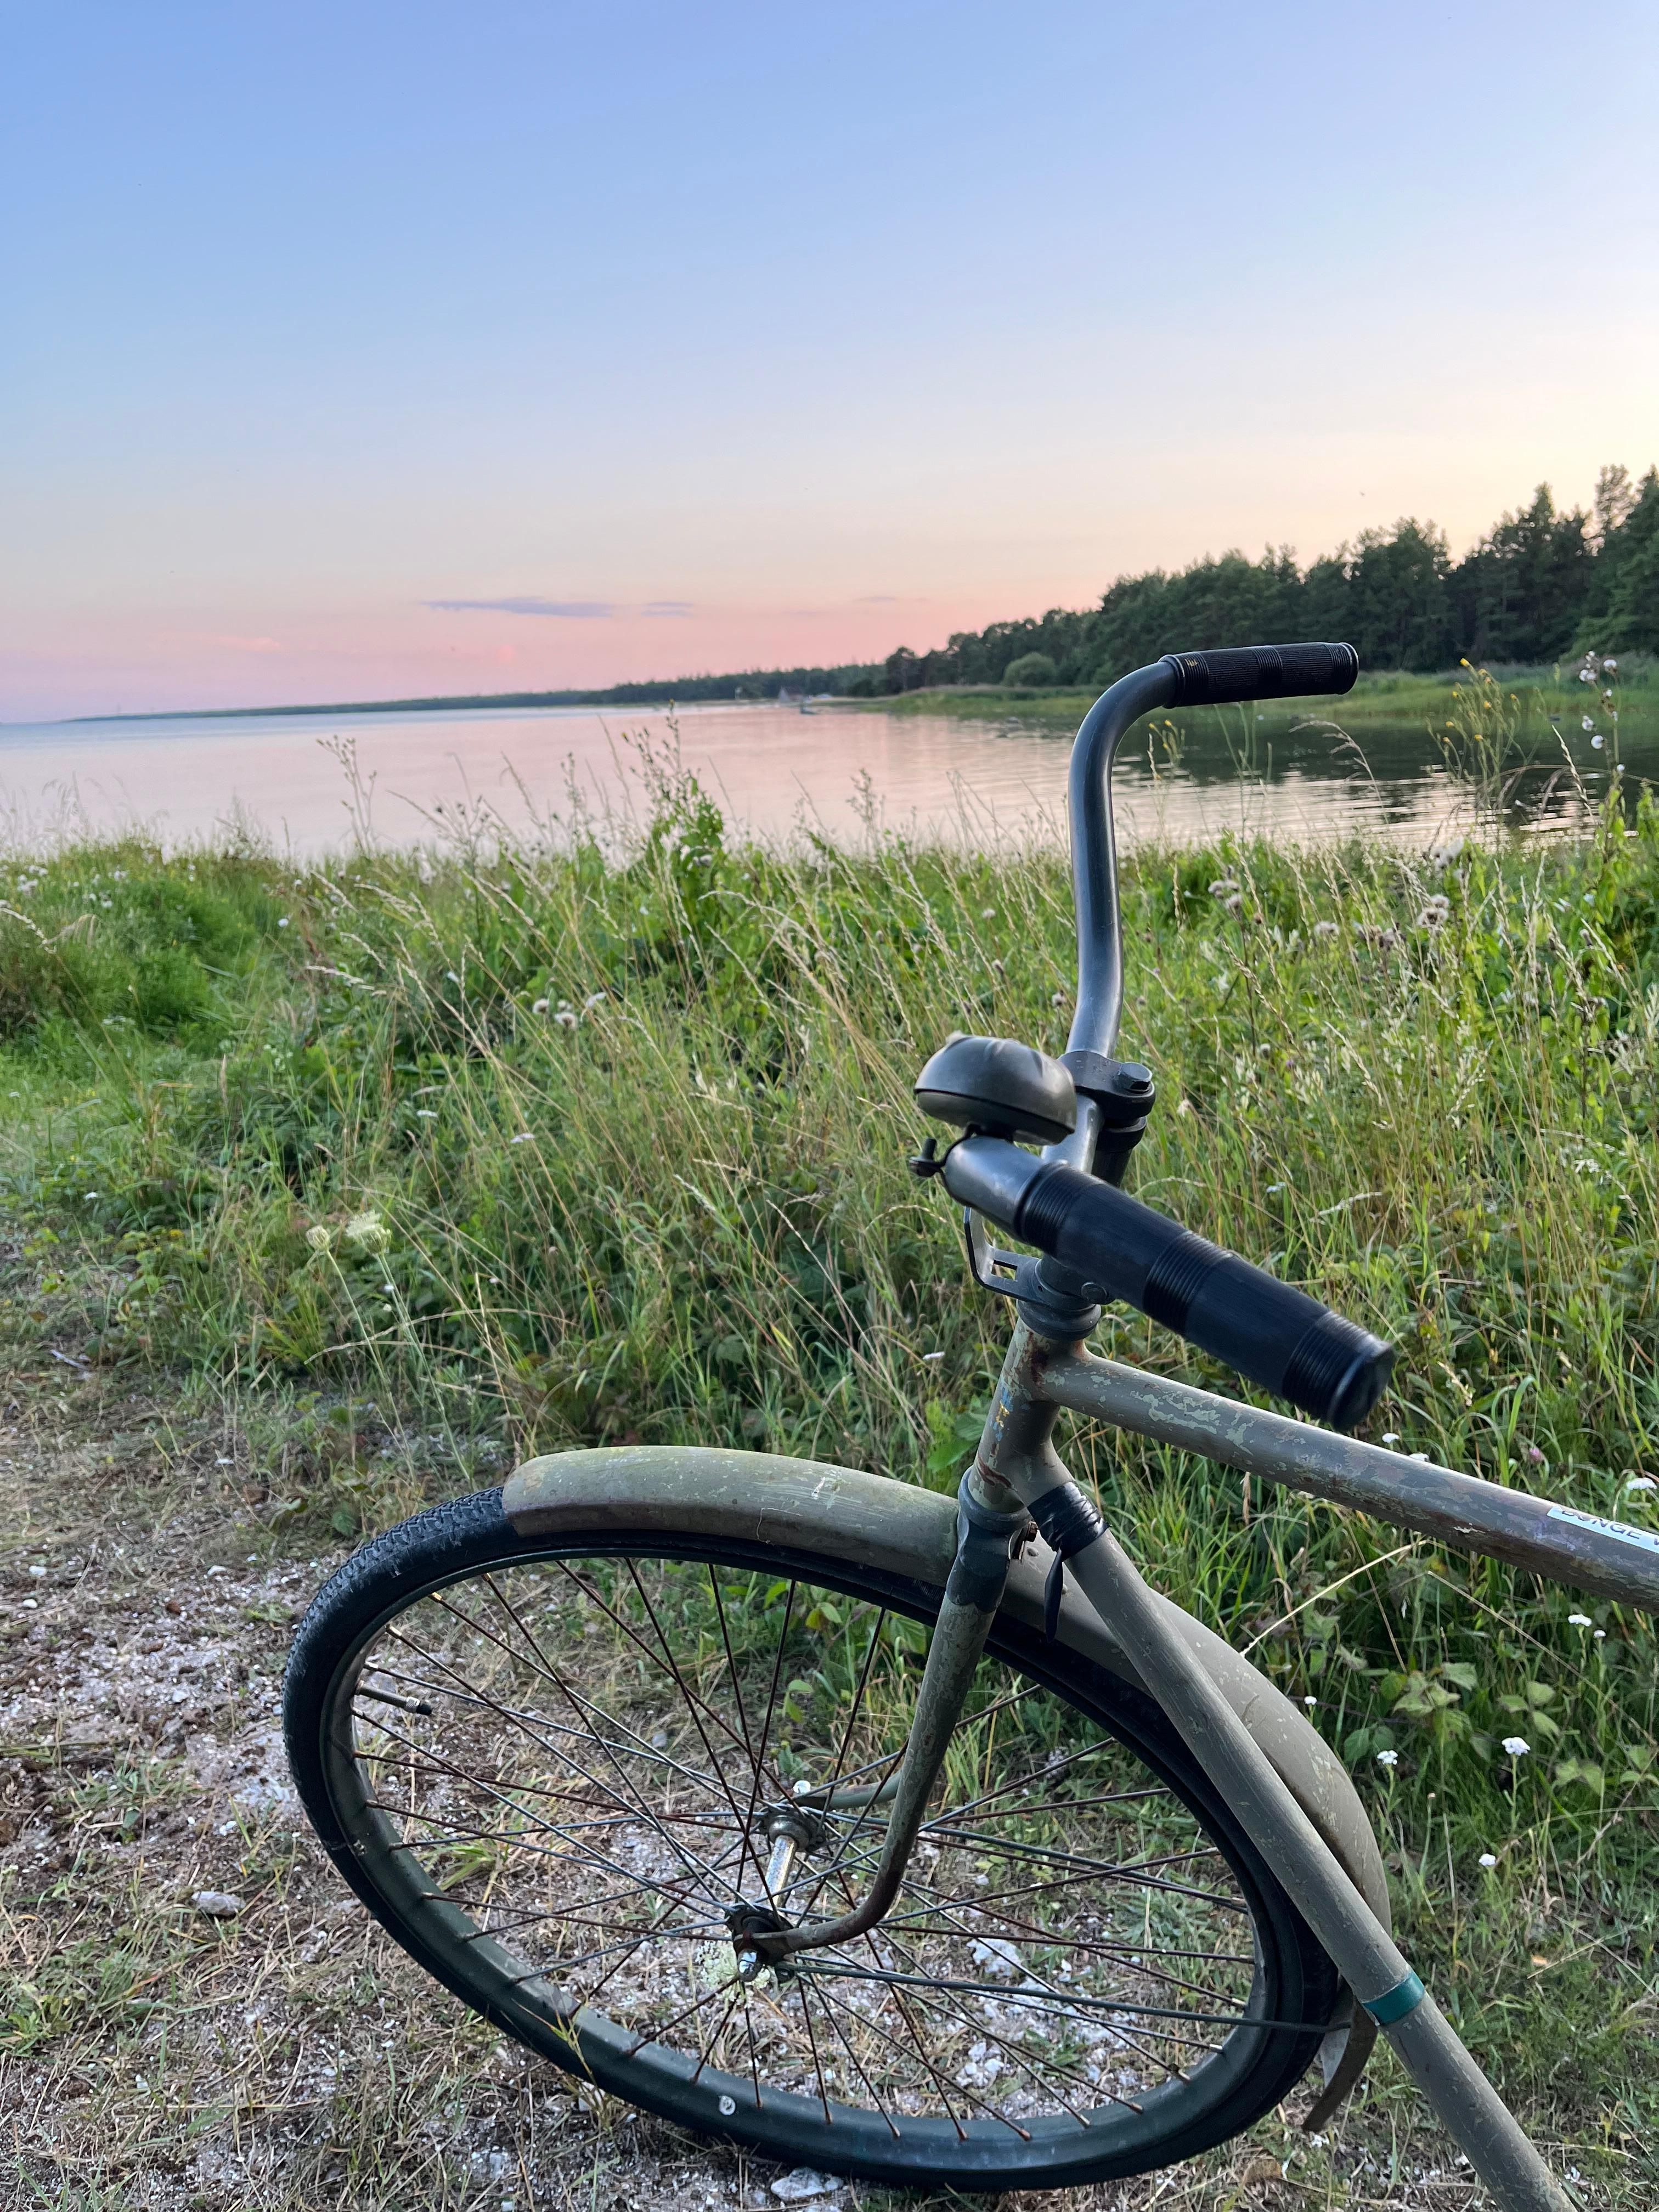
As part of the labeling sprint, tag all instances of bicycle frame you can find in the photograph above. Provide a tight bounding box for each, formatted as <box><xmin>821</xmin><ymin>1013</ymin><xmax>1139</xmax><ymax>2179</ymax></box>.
<box><xmin>810</xmin><ymin>663</ymin><xmax>1638</xmax><ymax>2209</ymax></box>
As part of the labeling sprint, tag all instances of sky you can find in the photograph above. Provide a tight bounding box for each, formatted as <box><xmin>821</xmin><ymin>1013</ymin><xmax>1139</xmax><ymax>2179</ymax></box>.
<box><xmin>4</xmin><ymin>1</ymin><xmax>1656</xmax><ymax>722</ymax></box>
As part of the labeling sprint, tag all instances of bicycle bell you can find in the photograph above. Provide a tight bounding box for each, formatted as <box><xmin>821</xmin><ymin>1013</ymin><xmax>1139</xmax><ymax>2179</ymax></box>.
<box><xmin>913</xmin><ymin>1035</ymin><xmax>1077</xmax><ymax>1144</ymax></box>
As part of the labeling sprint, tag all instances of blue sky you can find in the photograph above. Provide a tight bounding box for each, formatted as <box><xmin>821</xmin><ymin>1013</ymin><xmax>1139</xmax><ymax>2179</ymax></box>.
<box><xmin>4</xmin><ymin>1</ymin><xmax>1656</xmax><ymax>718</ymax></box>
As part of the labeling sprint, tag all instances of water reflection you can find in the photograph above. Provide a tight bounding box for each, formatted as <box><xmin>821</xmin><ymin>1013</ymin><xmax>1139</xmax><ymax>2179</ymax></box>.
<box><xmin>0</xmin><ymin>695</ymin><xmax>1646</xmax><ymax>855</ymax></box>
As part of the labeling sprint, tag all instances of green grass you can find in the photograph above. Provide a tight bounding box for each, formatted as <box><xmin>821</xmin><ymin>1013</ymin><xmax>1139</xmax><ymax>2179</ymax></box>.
<box><xmin>3</xmin><ymin>757</ymin><xmax>1658</xmax><ymax>2191</ymax></box>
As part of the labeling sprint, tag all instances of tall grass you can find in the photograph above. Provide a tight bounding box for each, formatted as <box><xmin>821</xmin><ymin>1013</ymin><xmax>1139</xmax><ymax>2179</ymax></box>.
<box><xmin>3</xmin><ymin>764</ymin><xmax>1658</xmax><ymax>1931</ymax></box>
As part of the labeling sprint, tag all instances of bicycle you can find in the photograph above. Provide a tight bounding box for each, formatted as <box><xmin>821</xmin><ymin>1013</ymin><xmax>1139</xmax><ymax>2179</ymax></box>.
<box><xmin>284</xmin><ymin>644</ymin><xmax>1656</xmax><ymax>2208</ymax></box>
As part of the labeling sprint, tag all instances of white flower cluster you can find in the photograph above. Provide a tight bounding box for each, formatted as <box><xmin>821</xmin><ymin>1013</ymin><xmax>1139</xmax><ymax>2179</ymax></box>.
<box><xmin>531</xmin><ymin>991</ymin><xmax>607</xmax><ymax>1028</ymax></box>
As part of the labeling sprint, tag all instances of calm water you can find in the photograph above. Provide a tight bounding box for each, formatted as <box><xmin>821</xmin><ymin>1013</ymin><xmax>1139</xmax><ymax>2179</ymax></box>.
<box><xmin>0</xmin><ymin>696</ymin><xmax>1640</xmax><ymax>855</ymax></box>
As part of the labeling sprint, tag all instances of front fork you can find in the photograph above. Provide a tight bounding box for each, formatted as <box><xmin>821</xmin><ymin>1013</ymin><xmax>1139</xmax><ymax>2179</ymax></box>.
<box><xmin>737</xmin><ymin>1321</ymin><xmax>1082</xmax><ymax>1973</ymax></box>
<box><xmin>735</xmin><ymin>1465</ymin><xmax>1031</xmax><ymax>1970</ymax></box>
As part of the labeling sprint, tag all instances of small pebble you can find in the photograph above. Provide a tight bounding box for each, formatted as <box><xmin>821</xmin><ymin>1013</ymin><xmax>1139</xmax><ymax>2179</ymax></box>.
<box><xmin>191</xmin><ymin>1889</ymin><xmax>245</xmax><ymax>1918</ymax></box>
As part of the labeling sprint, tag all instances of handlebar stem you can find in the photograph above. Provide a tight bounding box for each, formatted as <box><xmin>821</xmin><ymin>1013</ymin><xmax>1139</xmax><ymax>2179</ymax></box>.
<box><xmin>1045</xmin><ymin>661</ymin><xmax>1177</xmax><ymax>1173</ymax></box>
<box><xmin>1064</xmin><ymin>661</ymin><xmax>1177</xmax><ymax>1062</ymax></box>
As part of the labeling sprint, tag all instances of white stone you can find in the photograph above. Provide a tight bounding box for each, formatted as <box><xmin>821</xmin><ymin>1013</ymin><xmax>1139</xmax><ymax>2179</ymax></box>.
<box><xmin>191</xmin><ymin>1889</ymin><xmax>245</xmax><ymax>1917</ymax></box>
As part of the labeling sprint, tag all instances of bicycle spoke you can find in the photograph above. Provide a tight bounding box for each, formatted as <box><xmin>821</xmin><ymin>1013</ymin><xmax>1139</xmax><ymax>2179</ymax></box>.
<box><xmin>358</xmin><ymin>1691</ymin><xmax>748</xmax><ymax>1910</ymax></box>
<box><xmin>622</xmin><ymin>1559</ymin><xmax>772</xmax><ymax>1896</ymax></box>
<box><xmin>422</xmin><ymin>1589</ymin><xmax>750</xmax><ymax>1910</ymax></box>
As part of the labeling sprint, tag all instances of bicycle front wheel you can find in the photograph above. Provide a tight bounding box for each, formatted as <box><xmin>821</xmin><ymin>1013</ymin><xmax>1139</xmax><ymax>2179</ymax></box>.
<box><xmin>284</xmin><ymin>1485</ymin><xmax>1337</xmax><ymax>2190</ymax></box>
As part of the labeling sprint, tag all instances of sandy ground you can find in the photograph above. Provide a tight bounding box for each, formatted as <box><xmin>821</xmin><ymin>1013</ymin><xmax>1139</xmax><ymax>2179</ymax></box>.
<box><xmin>0</xmin><ymin>1351</ymin><xmax>1569</xmax><ymax>2210</ymax></box>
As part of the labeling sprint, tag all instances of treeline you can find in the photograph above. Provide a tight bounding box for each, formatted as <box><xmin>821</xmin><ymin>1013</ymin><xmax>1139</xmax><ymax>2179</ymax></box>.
<box><xmin>855</xmin><ymin>464</ymin><xmax>1659</xmax><ymax>695</ymax></box>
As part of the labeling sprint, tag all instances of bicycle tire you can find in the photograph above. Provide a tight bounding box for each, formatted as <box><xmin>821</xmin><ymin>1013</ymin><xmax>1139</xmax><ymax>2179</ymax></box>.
<box><xmin>284</xmin><ymin>1485</ymin><xmax>1339</xmax><ymax>2190</ymax></box>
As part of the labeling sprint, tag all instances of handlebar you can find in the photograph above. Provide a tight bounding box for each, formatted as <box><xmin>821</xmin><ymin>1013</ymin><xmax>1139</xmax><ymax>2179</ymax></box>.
<box><xmin>1161</xmin><ymin>642</ymin><xmax>1358</xmax><ymax>708</ymax></box>
<box><xmin>1059</xmin><ymin>643</ymin><xmax>1359</xmax><ymax>1097</ymax></box>
<box><xmin>943</xmin><ymin>1136</ymin><xmax>1393</xmax><ymax>1430</ymax></box>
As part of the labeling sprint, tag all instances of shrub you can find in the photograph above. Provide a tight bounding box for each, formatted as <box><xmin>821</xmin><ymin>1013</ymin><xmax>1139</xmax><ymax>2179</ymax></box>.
<box><xmin>1001</xmin><ymin>651</ymin><xmax>1058</xmax><ymax>687</ymax></box>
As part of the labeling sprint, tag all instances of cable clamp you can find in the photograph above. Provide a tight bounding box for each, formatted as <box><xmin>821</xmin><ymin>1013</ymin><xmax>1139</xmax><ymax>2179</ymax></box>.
<box><xmin>1026</xmin><ymin>1481</ymin><xmax>1105</xmax><ymax>1640</ymax></box>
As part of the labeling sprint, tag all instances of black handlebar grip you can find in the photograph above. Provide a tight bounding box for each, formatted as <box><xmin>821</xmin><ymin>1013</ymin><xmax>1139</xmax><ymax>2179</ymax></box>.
<box><xmin>1160</xmin><ymin>641</ymin><xmax>1359</xmax><ymax>708</ymax></box>
<box><xmin>1012</xmin><ymin>1161</ymin><xmax>1392</xmax><ymax>1430</ymax></box>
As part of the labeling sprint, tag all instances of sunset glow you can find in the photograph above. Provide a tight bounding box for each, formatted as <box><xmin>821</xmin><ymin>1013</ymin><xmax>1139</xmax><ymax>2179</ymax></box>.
<box><xmin>4</xmin><ymin>1</ymin><xmax>1656</xmax><ymax>721</ymax></box>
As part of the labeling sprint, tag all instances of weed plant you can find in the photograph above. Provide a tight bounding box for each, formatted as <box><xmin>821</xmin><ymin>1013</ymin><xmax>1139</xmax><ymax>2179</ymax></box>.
<box><xmin>3</xmin><ymin>760</ymin><xmax>1658</xmax><ymax>2145</ymax></box>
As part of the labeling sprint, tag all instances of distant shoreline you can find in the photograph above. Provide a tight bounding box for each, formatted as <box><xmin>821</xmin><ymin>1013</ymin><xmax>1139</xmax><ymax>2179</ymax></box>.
<box><xmin>50</xmin><ymin>659</ymin><xmax>1651</xmax><ymax>734</ymax></box>
<box><xmin>68</xmin><ymin>690</ymin><xmax>809</xmax><ymax>725</ymax></box>
<box><xmin>64</xmin><ymin>685</ymin><xmax>857</xmax><ymax>730</ymax></box>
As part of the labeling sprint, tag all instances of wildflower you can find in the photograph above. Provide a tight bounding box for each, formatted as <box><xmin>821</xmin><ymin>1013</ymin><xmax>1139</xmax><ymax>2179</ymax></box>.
<box><xmin>1568</xmin><ymin>1614</ymin><xmax>1592</xmax><ymax>1627</ymax></box>
<box><xmin>510</xmin><ymin>1132</ymin><xmax>534</xmax><ymax>1145</ymax></box>
<box><xmin>1626</xmin><ymin>1476</ymin><xmax>1657</xmax><ymax>1494</ymax></box>
<box><xmin>1208</xmin><ymin>878</ymin><xmax>1239</xmax><ymax>898</ymax></box>
<box><xmin>583</xmin><ymin>992</ymin><xmax>606</xmax><ymax>1011</ymax></box>
<box><xmin>343</xmin><ymin>1210</ymin><xmax>390</xmax><ymax>1252</ymax></box>
<box><xmin>1417</xmin><ymin>894</ymin><xmax>1451</xmax><ymax>930</ymax></box>
<box><xmin>1221</xmin><ymin>893</ymin><xmax>1243</xmax><ymax>916</ymax></box>
<box><xmin>1267</xmin><ymin>1183</ymin><xmax>1286</xmax><ymax>1195</ymax></box>
<box><xmin>555</xmin><ymin>1009</ymin><xmax>579</xmax><ymax>1029</ymax></box>
<box><xmin>1604</xmin><ymin>657</ymin><xmax>1618</xmax><ymax>672</ymax></box>
<box><xmin>305</xmin><ymin>1225</ymin><xmax>332</xmax><ymax>1251</ymax></box>
<box><xmin>532</xmin><ymin>998</ymin><xmax>550</xmax><ymax>1015</ymax></box>
<box><xmin>277</xmin><ymin>916</ymin><xmax>290</xmax><ymax>929</ymax></box>
<box><xmin>1478</xmin><ymin>1852</ymin><xmax>1498</xmax><ymax>1869</ymax></box>
<box><xmin>1594</xmin><ymin>1629</ymin><xmax>1607</xmax><ymax>1640</ymax></box>
<box><xmin>1578</xmin><ymin>667</ymin><xmax>1595</xmax><ymax>684</ymax></box>
<box><xmin>1050</xmin><ymin>991</ymin><xmax>1066</xmax><ymax>1007</ymax></box>
<box><xmin>1582</xmin><ymin>716</ymin><xmax>1595</xmax><ymax>732</ymax></box>
<box><xmin>1312</xmin><ymin>919</ymin><xmax>1339</xmax><ymax>939</ymax></box>
<box><xmin>1304</xmin><ymin>1695</ymin><xmax>1317</xmax><ymax>1708</ymax></box>
<box><xmin>981</xmin><ymin>907</ymin><xmax>996</xmax><ymax>919</ymax></box>
<box><xmin>921</xmin><ymin>1350</ymin><xmax>945</xmax><ymax>1363</ymax></box>
<box><xmin>445</xmin><ymin>970</ymin><xmax>460</xmax><ymax>984</ymax></box>
<box><xmin>416</xmin><ymin>1108</ymin><xmax>437</xmax><ymax>1119</ymax></box>
<box><xmin>1375</xmin><ymin>1748</ymin><xmax>1398</xmax><ymax>1768</ymax></box>
<box><xmin>1526</xmin><ymin>1444</ymin><xmax>1544</xmax><ymax>1464</ymax></box>
<box><xmin>1502</xmin><ymin>1736</ymin><xmax>1530</xmax><ymax>1757</ymax></box>
<box><xmin>1592</xmin><ymin>735</ymin><xmax>1605</xmax><ymax>751</ymax></box>
<box><xmin>1382</xmin><ymin>1432</ymin><xmax>1401</xmax><ymax>1446</ymax></box>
